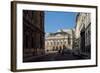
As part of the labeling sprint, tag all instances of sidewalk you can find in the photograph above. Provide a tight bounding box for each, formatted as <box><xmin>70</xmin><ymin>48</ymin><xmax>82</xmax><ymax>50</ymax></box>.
<box><xmin>23</xmin><ymin>53</ymin><xmax>54</xmax><ymax>62</ymax></box>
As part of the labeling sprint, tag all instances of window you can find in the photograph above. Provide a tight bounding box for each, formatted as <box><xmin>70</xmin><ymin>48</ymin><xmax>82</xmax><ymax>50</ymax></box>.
<box><xmin>31</xmin><ymin>36</ymin><xmax>35</xmax><ymax>48</ymax></box>
<box><xmin>25</xmin><ymin>35</ymin><xmax>28</xmax><ymax>48</ymax></box>
<box><xmin>68</xmin><ymin>35</ymin><xmax>71</xmax><ymax>45</ymax></box>
<box><xmin>51</xmin><ymin>42</ymin><xmax>53</xmax><ymax>45</ymax></box>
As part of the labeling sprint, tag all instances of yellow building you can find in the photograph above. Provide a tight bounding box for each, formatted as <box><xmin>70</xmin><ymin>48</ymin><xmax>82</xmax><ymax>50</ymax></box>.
<box><xmin>45</xmin><ymin>29</ymin><xmax>74</xmax><ymax>53</ymax></box>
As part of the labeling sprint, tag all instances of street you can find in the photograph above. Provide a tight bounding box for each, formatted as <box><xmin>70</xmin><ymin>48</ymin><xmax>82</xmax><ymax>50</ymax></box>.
<box><xmin>24</xmin><ymin>51</ymin><xmax>88</xmax><ymax>62</ymax></box>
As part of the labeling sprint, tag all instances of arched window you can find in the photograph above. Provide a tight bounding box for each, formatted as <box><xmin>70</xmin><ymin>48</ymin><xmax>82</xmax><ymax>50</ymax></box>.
<box><xmin>50</xmin><ymin>41</ymin><xmax>52</xmax><ymax>45</ymax></box>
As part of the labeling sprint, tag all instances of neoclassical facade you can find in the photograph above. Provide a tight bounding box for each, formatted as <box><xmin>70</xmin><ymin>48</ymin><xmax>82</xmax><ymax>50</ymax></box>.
<box><xmin>45</xmin><ymin>29</ymin><xmax>74</xmax><ymax>53</ymax></box>
<box><xmin>23</xmin><ymin>10</ymin><xmax>45</xmax><ymax>62</ymax></box>
<box><xmin>75</xmin><ymin>12</ymin><xmax>91</xmax><ymax>56</ymax></box>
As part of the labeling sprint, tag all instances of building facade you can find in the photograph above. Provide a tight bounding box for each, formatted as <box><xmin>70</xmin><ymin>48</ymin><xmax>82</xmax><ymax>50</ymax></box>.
<box><xmin>23</xmin><ymin>10</ymin><xmax>45</xmax><ymax>62</ymax></box>
<box><xmin>75</xmin><ymin>13</ymin><xmax>91</xmax><ymax>57</ymax></box>
<box><xmin>45</xmin><ymin>29</ymin><xmax>74</xmax><ymax>53</ymax></box>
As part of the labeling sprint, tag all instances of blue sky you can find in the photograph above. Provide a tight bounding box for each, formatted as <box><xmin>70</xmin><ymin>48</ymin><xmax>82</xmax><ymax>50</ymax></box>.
<box><xmin>44</xmin><ymin>11</ymin><xmax>77</xmax><ymax>33</ymax></box>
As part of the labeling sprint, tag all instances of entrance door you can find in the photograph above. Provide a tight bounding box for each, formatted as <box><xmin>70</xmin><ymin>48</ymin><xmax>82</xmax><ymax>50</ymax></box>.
<box><xmin>80</xmin><ymin>30</ymin><xmax>85</xmax><ymax>53</ymax></box>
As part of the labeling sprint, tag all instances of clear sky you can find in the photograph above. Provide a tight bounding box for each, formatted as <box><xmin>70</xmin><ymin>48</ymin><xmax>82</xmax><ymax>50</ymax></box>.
<box><xmin>44</xmin><ymin>11</ymin><xmax>77</xmax><ymax>33</ymax></box>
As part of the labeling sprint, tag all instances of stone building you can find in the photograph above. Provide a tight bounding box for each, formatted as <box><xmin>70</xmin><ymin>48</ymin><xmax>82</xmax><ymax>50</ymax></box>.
<box><xmin>45</xmin><ymin>29</ymin><xmax>74</xmax><ymax>53</ymax></box>
<box><xmin>23</xmin><ymin>10</ymin><xmax>45</xmax><ymax>62</ymax></box>
<box><xmin>75</xmin><ymin>13</ymin><xmax>91</xmax><ymax>57</ymax></box>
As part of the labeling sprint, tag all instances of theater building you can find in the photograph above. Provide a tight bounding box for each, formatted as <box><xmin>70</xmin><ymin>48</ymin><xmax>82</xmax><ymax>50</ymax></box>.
<box><xmin>45</xmin><ymin>29</ymin><xmax>74</xmax><ymax>53</ymax></box>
